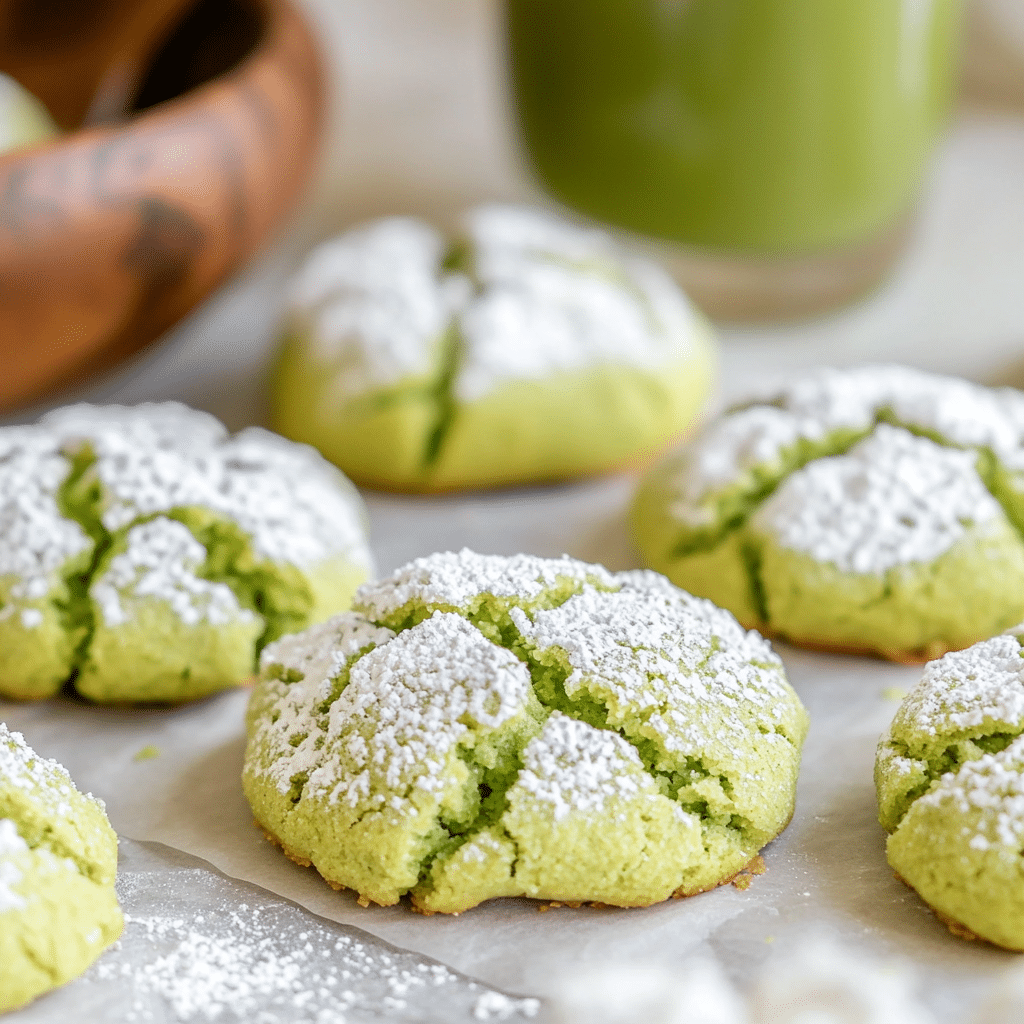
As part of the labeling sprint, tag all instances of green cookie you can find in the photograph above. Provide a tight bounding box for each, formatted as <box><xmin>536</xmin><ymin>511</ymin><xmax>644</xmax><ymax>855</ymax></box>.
<box><xmin>0</xmin><ymin>72</ymin><xmax>57</xmax><ymax>154</ymax></box>
<box><xmin>0</xmin><ymin>404</ymin><xmax>374</xmax><ymax>704</ymax></box>
<box><xmin>633</xmin><ymin>365</ymin><xmax>1024</xmax><ymax>661</ymax></box>
<box><xmin>273</xmin><ymin>205</ymin><xmax>715</xmax><ymax>491</ymax></box>
<box><xmin>0</xmin><ymin>724</ymin><xmax>122</xmax><ymax>1011</ymax></box>
<box><xmin>876</xmin><ymin>627</ymin><xmax>1024</xmax><ymax>949</ymax></box>
<box><xmin>243</xmin><ymin>550</ymin><xmax>808</xmax><ymax>913</ymax></box>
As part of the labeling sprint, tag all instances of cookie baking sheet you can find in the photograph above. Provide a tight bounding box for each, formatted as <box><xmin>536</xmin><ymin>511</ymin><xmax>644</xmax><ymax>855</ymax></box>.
<box><xmin>0</xmin><ymin>477</ymin><xmax>1018</xmax><ymax>1022</ymax></box>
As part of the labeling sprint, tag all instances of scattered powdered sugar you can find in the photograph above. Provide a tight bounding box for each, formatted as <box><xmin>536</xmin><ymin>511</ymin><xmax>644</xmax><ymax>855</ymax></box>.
<box><xmin>0</xmin><ymin>818</ymin><xmax>27</xmax><ymax>913</ymax></box>
<box><xmin>43</xmin><ymin>403</ymin><xmax>371</xmax><ymax>571</ymax></box>
<box><xmin>286</xmin><ymin>205</ymin><xmax>700</xmax><ymax>406</ymax></box>
<box><xmin>0</xmin><ymin>428</ymin><xmax>91</xmax><ymax>605</ymax></box>
<box><xmin>666</xmin><ymin>364</ymin><xmax>1024</xmax><ymax>523</ymax></box>
<box><xmin>91</xmin><ymin>518</ymin><xmax>255</xmax><ymax>629</ymax></box>
<box><xmin>546</xmin><ymin>961</ymin><xmax>746</xmax><ymax>1024</ymax></box>
<box><xmin>891</xmin><ymin>632</ymin><xmax>1024</xmax><ymax>740</ymax></box>
<box><xmin>356</xmin><ymin>548</ymin><xmax>616</xmax><ymax>622</ymax></box>
<box><xmin>89</xmin><ymin>857</ymin><xmax>539</xmax><ymax>1023</ymax></box>
<box><xmin>750</xmin><ymin>936</ymin><xmax>935</xmax><ymax>1024</ymax></box>
<box><xmin>512</xmin><ymin>570</ymin><xmax>791</xmax><ymax>759</ymax></box>
<box><xmin>752</xmin><ymin>425</ymin><xmax>1001</xmax><ymax>574</ymax></box>
<box><xmin>513</xmin><ymin>712</ymin><xmax>654</xmax><ymax>821</ymax></box>
<box><xmin>915</xmin><ymin>736</ymin><xmax>1024</xmax><ymax>853</ymax></box>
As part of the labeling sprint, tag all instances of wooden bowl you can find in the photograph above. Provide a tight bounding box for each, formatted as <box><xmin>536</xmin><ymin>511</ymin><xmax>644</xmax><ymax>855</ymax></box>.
<box><xmin>0</xmin><ymin>0</ymin><xmax>325</xmax><ymax>413</ymax></box>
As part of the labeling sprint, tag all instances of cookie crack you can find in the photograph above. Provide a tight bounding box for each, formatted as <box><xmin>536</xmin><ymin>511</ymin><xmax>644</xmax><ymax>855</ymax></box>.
<box><xmin>55</xmin><ymin>445</ymin><xmax>112</xmax><ymax>688</ymax></box>
<box><xmin>668</xmin><ymin>425</ymin><xmax>873</xmax><ymax>562</ymax></box>
<box><xmin>421</xmin><ymin>321</ymin><xmax>464</xmax><ymax>471</ymax></box>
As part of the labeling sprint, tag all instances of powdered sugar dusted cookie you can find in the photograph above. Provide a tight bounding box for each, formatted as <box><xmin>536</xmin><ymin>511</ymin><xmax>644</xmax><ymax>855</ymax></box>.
<box><xmin>243</xmin><ymin>550</ymin><xmax>807</xmax><ymax>913</ymax></box>
<box><xmin>273</xmin><ymin>205</ymin><xmax>714</xmax><ymax>491</ymax></box>
<box><xmin>0</xmin><ymin>724</ymin><xmax>122</xmax><ymax>1011</ymax></box>
<box><xmin>633</xmin><ymin>365</ymin><xmax>1024</xmax><ymax>661</ymax></box>
<box><xmin>0</xmin><ymin>403</ymin><xmax>373</xmax><ymax>703</ymax></box>
<box><xmin>876</xmin><ymin>625</ymin><xmax>1024</xmax><ymax>949</ymax></box>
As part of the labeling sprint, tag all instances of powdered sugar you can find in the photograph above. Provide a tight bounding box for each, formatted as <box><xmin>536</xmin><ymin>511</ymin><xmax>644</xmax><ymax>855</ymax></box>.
<box><xmin>454</xmin><ymin>207</ymin><xmax>698</xmax><ymax>403</ymax></box>
<box><xmin>0</xmin><ymin>818</ymin><xmax>27</xmax><ymax>913</ymax></box>
<box><xmin>666</xmin><ymin>365</ymin><xmax>1024</xmax><ymax>526</ymax></box>
<box><xmin>286</xmin><ymin>205</ymin><xmax>701</xmax><ymax>406</ymax></box>
<box><xmin>0</xmin><ymin>723</ymin><xmax>76</xmax><ymax>810</ymax></box>
<box><xmin>92</xmin><ymin>518</ymin><xmax>255</xmax><ymax>629</ymax></box>
<box><xmin>513</xmin><ymin>712</ymin><xmax>653</xmax><ymax>821</ymax></box>
<box><xmin>753</xmin><ymin>425</ymin><xmax>1001</xmax><ymax>573</ymax></box>
<box><xmin>53</xmin><ymin>408</ymin><xmax>370</xmax><ymax>571</ymax></box>
<box><xmin>915</xmin><ymin>736</ymin><xmax>1024</xmax><ymax>852</ymax></box>
<box><xmin>83</xmin><ymin>851</ymin><xmax>539</xmax><ymax>1023</ymax></box>
<box><xmin>512</xmin><ymin>570</ymin><xmax>792</xmax><ymax>759</ymax></box>
<box><xmin>0</xmin><ymin>429</ymin><xmax>91</xmax><ymax>605</ymax></box>
<box><xmin>286</xmin><ymin>216</ymin><xmax>451</xmax><ymax>395</ymax></box>
<box><xmin>314</xmin><ymin>613</ymin><xmax>531</xmax><ymax>808</ymax></box>
<box><xmin>356</xmin><ymin>548</ymin><xmax>616</xmax><ymax>621</ymax></box>
<box><xmin>251</xmin><ymin>611</ymin><xmax>533</xmax><ymax>807</ymax></box>
<box><xmin>891</xmin><ymin>632</ymin><xmax>1024</xmax><ymax>740</ymax></box>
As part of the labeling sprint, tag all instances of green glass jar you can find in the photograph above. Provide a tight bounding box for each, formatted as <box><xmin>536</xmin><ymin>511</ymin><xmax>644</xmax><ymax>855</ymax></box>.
<box><xmin>506</xmin><ymin>0</ymin><xmax>964</xmax><ymax>307</ymax></box>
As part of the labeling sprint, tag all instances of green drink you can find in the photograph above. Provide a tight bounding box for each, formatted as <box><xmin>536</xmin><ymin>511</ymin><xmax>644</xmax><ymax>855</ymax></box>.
<box><xmin>506</xmin><ymin>0</ymin><xmax>964</xmax><ymax>311</ymax></box>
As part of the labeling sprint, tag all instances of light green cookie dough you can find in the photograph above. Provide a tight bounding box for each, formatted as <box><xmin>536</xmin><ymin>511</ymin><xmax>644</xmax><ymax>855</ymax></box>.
<box><xmin>243</xmin><ymin>550</ymin><xmax>808</xmax><ymax>914</ymax></box>
<box><xmin>0</xmin><ymin>72</ymin><xmax>57</xmax><ymax>155</ymax></box>
<box><xmin>273</xmin><ymin>205</ymin><xmax>715</xmax><ymax>491</ymax></box>
<box><xmin>876</xmin><ymin>627</ymin><xmax>1024</xmax><ymax>948</ymax></box>
<box><xmin>633</xmin><ymin>365</ymin><xmax>1024</xmax><ymax>661</ymax></box>
<box><xmin>0</xmin><ymin>403</ymin><xmax>374</xmax><ymax>704</ymax></box>
<box><xmin>0</xmin><ymin>724</ymin><xmax>122</xmax><ymax>1011</ymax></box>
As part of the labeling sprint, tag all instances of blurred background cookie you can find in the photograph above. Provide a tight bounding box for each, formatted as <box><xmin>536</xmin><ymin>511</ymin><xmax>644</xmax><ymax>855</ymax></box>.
<box><xmin>633</xmin><ymin>365</ymin><xmax>1024</xmax><ymax>661</ymax></box>
<box><xmin>273</xmin><ymin>205</ymin><xmax>715</xmax><ymax>491</ymax></box>
<box><xmin>0</xmin><ymin>402</ymin><xmax>373</xmax><ymax>703</ymax></box>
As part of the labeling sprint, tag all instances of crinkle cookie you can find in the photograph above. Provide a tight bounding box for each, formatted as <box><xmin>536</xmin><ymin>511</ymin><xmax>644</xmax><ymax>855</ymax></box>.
<box><xmin>633</xmin><ymin>364</ymin><xmax>1024</xmax><ymax>662</ymax></box>
<box><xmin>0</xmin><ymin>403</ymin><xmax>373</xmax><ymax>703</ymax></box>
<box><xmin>0</xmin><ymin>724</ymin><xmax>122</xmax><ymax>1011</ymax></box>
<box><xmin>875</xmin><ymin>624</ymin><xmax>1024</xmax><ymax>949</ymax></box>
<box><xmin>272</xmin><ymin>205</ymin><xmax>715</xmax><ymax>491</ymax></box>
<box><xmin>243</xmin><ymin>550</ymin><xmax>808</xmax><ymax>914</ymax></box>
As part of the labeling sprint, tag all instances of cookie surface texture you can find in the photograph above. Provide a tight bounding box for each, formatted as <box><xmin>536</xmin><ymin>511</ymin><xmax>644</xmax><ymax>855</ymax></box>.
<box><xmin>272</xmin><ymin>205</ymin><xmax>715</xmax><ymax>491</ymax></box>
<box><xmin>0</xmin><ymin>403</ymin><xmax>373</xmax><ymax>703</ymax></box>
<box><xmin>0</xmin><ymin>724</ymin><xmax>122</xmax><ymax>1011</ymax></box>
<box><xmin>875</xmin><ymin>625</ymin><xmax>1024</xmax><ymax>949</ymax></box>
<box><xmin>243</xmin><ymin>550</ymin><xmax>808</xmax><ymax>913</ymax></box>
<box><xmin>633</xmin><ymin>364</ymin><xmax>1024</xmax><ymax>661</ymax></box>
